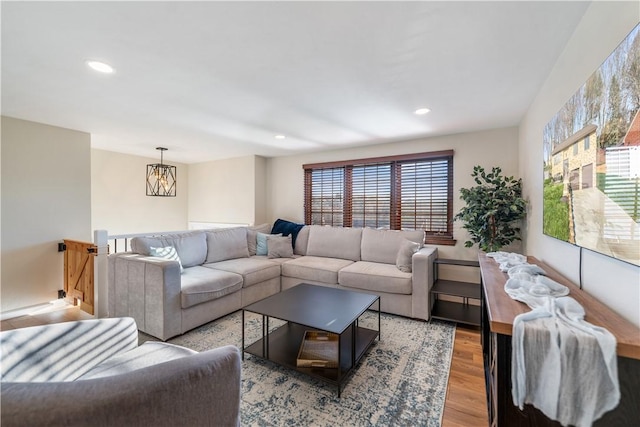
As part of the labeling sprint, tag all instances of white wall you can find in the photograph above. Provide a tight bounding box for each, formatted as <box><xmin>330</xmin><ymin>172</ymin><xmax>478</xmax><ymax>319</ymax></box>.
<box><xmin>188</xmin><ymin>155</ymin><xmax>264</xmax><ymax>226</ymax></box>
<box><xmin>520</xmin><ymin>2</ymin><xmax>640</xmax><ymax>326</ymax></box>
<box><xmin>1</xmin><ymin>117</ymin><xmax>91</xmax><ymax>312</ymax></box>
<box><xmin>91</xmin><ymin>149</ymin><xmax>188</xmax><ymax>235</ymax></box>
<box><xmin>266</xmin><ymin>126</ymin><xmax>520</xmax><ymax>264</ymax></box>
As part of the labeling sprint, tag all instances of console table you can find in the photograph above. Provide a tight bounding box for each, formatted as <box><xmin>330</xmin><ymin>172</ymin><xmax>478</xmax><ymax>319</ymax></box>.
<box><xmin>479</xmin><ymin>253</ymin><xmax>640</xmax><ymax>427</ymax></box>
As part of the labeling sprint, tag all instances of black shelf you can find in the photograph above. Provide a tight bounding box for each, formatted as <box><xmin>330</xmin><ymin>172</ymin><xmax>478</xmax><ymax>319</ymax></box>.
<box><xmin>431</xmin><ymin>300</ymin><xmax>481</xmax><ymax>327</ymax></box>
<box><xmin>244</xmin><ymin>322</ymin><xmax>379</xmax><ymax>384</ymax></box>
<box><xmin>432</xmin><ymin>279</ymin><xmax>481</xmax><ymax>299</ymax></box>
<box><xmin>434</xmin><ymin>258</ymin><xmax>480</xmax><ymax>267</ymax></box>
<box><xmin>430</xmin><ymin>258</ymin><xmax>481</xmax><ymax>326</ymax></box>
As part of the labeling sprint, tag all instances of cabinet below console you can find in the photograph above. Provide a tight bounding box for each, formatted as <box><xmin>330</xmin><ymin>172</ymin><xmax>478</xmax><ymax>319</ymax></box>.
<box><xmin>479</xmin><ymin>254</ymin><xmax>640</xmax><ymax>427</ymax></box>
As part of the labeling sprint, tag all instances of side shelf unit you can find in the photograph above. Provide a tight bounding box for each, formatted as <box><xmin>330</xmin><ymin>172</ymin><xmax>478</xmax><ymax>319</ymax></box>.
<box><xmin>430</xmin><ymin>258</ymin><xmax>481</xmax><ymax>326</ymax></box>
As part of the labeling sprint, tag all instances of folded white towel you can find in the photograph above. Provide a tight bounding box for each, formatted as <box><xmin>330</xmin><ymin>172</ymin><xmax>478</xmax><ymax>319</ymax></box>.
<box><xmin>487</xmin><ymin>251</ymin><xmax>526</xmax><ymax>262</ymax></box>
<box><xmin>505</xmin><ymin>274</ymin><xmax>569</xmax><ymax>304</ymax></box>
<box><xmin>487</xmin><ymin>251</ymin><xmax>528</xmax><ymax>272</ymax></box>
<box><xmin>508</xmin><ymin>264</ymin><xmax>547</xmax><ymax>277</ymax></box>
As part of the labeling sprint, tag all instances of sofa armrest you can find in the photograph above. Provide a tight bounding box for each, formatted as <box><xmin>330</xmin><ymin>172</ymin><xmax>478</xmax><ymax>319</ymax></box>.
<box><xmin>410</xmin><ymin>246</ymin><xmax>438</xmax><ymax>320</ymax></box>
<box><xmin>0</xmin><ymin>345</ymin><xmax>242</xmax><ymax>427</ymax></box>
<box><xmin>109</xmin><ymin>253</ymin><xmax>182</xmax><ymax>340</ymax></box>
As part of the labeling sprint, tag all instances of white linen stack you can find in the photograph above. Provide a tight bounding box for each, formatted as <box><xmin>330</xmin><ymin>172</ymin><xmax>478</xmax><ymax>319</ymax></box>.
<box><xmin>486</xmin><ymin>252</ymin><xmax>620</xmax><ymax>427</ymax></box>
<box><xmin>486</xmin><ymin>251</ymin><xmax>528</xmax><ymax>272</ymax></box>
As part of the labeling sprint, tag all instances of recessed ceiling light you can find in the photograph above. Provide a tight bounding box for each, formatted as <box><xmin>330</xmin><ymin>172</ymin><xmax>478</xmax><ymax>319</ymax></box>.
<box><xmin>274</xmin><ymin>135</ymin><xmax>286</xmax><ymax>139</ymax></box>
<box><xmin>414</xmin><ymin>108</ymin><xmax>431</xmax><ymax>115</ymax></box>
<box><xmin>86</xmin><ymin>60</ymin><xmax>115</xmax><ymax>74</ymax></box>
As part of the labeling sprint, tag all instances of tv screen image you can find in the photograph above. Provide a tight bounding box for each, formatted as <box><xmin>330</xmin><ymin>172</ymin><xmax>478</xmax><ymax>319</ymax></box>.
<box><xmin>543</xmin><ymin>24</ymin><xmax>640</xmax><ymax>266</ymax></box>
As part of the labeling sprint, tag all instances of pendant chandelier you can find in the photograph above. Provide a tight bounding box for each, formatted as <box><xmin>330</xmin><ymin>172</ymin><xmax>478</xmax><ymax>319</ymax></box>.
<box><xmin>146</xmin><ymin>147</ymin><xmax>176</xmax><ymax>197</ymax></box>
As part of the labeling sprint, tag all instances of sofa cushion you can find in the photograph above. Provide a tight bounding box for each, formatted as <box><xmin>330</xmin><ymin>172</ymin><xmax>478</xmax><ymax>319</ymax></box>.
<box><xmin>339</xmin><ymin>261</ymin><xmax>412</xmax><ymax>294</ymax></box>
<box><xmin>180</xmin><ymin>266</ymin><xmax>243</xmax><ymax>308</ymax></box>
<box><xmin>247</xmin><ymin>223</ymin><xmax>271</xmax><ymax>256</ymax></box>
<box><xmin>306</xmin><ymin>225</ymin><xmax>362</xmax><ymax>261</ymax></box>
<box><xmin>0</xmin><ymin>317</ymin><xmax>138</xmax><ymax>382</ymax></box>
<box><xmin>281</xmin><ymin>256</ymin><xmax>354</xmax><ymax>284</ymax></box>
<box><xmin>294</xmin><ymin>226</ymin><xmax>310</xmax><ymax>256</ymax></box>
<box><xmin>131</xmin><ymin>231</ymin><xmax>207</xmax><ymax>268</ymax></box>
<box><xmin>78</xmin><ymin>342</ymin><xmax>197</xmax><ymax>380</ymax></box>
<box><xmin>204</xmin><ymin>258</ymin><xmax>281</xmax><ymax>288</ymax></box>
<box><xmin>205</xmin><ymin>228</ymin><xmax>249</xmax><ymax>263</ymax></box>
<box><xmin>251</xmin><ymin>255</ymin><xmax>301</xmax><ymax>265</ymax></box>
<box><xmin>267</xmin><ymin>235</ymin><xmax>294</xmax><ymax>259</ymax></box>
<box><xmin>360</xmin><ymin>228</ymin><xmax>424</xmax><ymax>265</ymax></box>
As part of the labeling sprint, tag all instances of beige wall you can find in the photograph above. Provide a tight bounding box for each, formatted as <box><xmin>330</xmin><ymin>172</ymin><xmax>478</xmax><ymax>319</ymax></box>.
<box><xmin>188</xmin><ymin>155</ymin><xmax>265</xmax><ymax>226</ymax></box>
<box><xmin>91</xmin><ymin>149</ymin><xmax>188</xmax><ymax>235</ymax></box>
<box><xmin>266</xmin><ymin>126</ymin><xmax>520</xmax><ymax>263</ymax></box>
<box><xmin>520</xmin><ymin>2</ymin><xmax>640</xmax><ymax>326</ymax></box>
<box><xmin>254</xmin><ymin>156</ymin><xmax>267</xmax><ymax>225</ymax></box>
<box><xmin>1</xmin><ymin>117</ymin><xmax>91</xmax><ymax>312</ymax></box>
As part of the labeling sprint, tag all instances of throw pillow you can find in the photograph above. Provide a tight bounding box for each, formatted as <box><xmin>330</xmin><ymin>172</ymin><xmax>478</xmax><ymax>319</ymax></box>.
<box><xmin>266</xmin><ymin>235</ymin><xmax>294</xmax><ymax>259</ymax></box>
<box><xmin>247</xmin><ymin>223</ymin><xmax>271</xmax><ymax>256</ymax></box>
<box><xmin>271</xmin><ymin>218</ymin><xmax>305</xmax><ymax>249</ymax></box>
<box><xmin>396</xmin><ymin>239</ymin><xmax>421</xmax><ymax>273</ymax></box>
<box><xmin>256</xmin><ymin>232</ymin><xmax>281</xmax><ymax>256</ymax></box>
<box><xmin>150</xmin><ymin>246</ymin><xmax>184</xmax><ymax>273</ymax></box>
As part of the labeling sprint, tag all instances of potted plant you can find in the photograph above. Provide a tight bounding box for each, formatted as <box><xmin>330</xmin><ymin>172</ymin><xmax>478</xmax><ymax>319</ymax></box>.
<box><xmin>455</xmin><ymin>166</ymin><xmax>526</xmax><ymax>252</ymax></box>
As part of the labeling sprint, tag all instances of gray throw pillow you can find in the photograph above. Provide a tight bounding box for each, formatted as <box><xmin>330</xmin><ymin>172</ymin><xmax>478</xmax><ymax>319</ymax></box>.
<box><xmin>256</xmin><ymin>232</ymin><xmax>275</xmax><ymax>256</ymax></box>
<box><xmin>267</xmin><ymin>235</ymin><xmax>294</xmax><ymax>259</ymax></box>
<box><xmin>247</xmin><ymin>223</ymin><xmax>271</xmax><ymax>256</ymax></box>
<box><xmin>396</xmin><ymin>239</ymin><xmax>421</xmax><ymax>272</ymax></box>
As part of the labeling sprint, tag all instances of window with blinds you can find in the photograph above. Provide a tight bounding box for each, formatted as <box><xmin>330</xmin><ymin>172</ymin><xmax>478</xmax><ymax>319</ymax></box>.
<box><xmin>303</xmin><ymin>150</ymin><xmax>454</xmax><ymax>244</ymax></box>
<box><xmin>305</xmin><ymin>167</ymin><xmax>345</xmax><ymax>226</ymax></box>
<box><xmin>351</xmin><ymin>163</ymin><xmax>391</xmax><ymax>228</ymax></box>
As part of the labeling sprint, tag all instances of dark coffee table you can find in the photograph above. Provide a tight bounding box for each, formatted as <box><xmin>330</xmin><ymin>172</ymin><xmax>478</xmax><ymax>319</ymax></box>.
<box><xmin>242</xmin><ymin>283</ymin><xmax>380</xmax><ymax>397</ymax></box>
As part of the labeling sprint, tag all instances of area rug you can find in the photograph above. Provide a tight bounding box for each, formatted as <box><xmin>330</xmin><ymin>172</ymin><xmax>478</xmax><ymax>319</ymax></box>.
<box><xmin>140</xmin><ymin>311</ymin><xmax>456</xmax><ymax>427</ymax></box>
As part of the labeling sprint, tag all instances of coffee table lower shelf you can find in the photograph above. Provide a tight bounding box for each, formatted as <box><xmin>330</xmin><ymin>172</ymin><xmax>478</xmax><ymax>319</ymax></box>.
<box><xmin>243</xmin><ymin>321</ymin><xmax>379</xmax><ymax>395</ymax></box>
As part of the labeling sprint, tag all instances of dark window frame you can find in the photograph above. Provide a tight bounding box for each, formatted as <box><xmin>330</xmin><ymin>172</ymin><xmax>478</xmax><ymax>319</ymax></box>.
<box><xmin>303</xmin><ymin>150</ymin><xmax>455</xmax><ymax>245</ymax></box>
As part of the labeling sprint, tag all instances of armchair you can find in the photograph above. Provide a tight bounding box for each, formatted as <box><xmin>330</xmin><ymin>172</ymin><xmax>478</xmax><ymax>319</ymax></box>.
<box><xmin>0</xmin><ymin>317</ymin><xmax>241</xmax><ymax>427</ymax></box>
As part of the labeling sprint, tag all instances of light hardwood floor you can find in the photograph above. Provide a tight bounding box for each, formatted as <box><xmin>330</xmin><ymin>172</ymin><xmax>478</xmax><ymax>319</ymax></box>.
<box><xmin>442</xmin><ymin>326</ymin><xmax>489</xmax><ymax>426</ymax></box>
<box><xmin>1</xmin><ymin>305</ymin><xmax>488</xmax><ymax>426</ymax></box>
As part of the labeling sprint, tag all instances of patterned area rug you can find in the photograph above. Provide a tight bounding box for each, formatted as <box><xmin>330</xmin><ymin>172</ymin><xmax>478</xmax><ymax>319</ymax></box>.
<box><xmin>140</xmin><ymin>311</ymin><xmax>456</xmax><ymax>427</ymax></box>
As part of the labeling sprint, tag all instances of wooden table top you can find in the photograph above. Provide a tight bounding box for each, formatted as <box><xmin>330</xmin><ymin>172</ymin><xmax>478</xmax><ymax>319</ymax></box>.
<box><xmin>479</xmin><ymin>253</ymin><xmax>640</xmax><ymax>360</ymax></box>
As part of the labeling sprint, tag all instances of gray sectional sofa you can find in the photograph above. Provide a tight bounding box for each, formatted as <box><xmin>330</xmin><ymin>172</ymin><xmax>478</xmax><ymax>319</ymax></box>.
<box><xmin>108</xmin><ymin>223</ymin><xmax>438</xmax><ymax>340</ymax></box>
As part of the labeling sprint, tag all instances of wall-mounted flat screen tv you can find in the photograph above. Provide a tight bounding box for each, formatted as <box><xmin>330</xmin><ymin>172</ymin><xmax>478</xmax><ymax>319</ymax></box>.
<box><xmin>543</xmin><ymin>24</ymin><xmax>639</xmax><ymax>266</ymax></box>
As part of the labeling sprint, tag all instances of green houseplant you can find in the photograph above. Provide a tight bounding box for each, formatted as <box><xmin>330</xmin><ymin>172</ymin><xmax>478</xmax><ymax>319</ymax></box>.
<box><xmin>455</xmin><ymin>166</ymin><xmax>526</xmax><ymax>252</ymax></box>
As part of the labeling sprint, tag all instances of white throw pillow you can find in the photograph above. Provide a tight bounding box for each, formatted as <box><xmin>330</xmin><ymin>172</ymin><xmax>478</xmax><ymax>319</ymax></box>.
<box><xmin>396</xmin><ymin>239</ymin><xmax>421</xmax><ymax>273</ymax></box>
<box><xmin>150</xmin><ymin>246</ymin><xmax>184</xmax><ymax>273</ymax></box>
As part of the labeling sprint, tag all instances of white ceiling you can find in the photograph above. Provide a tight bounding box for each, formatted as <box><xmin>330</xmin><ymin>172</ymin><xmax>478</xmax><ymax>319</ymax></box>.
<box><xmin>1</xmin><ymin>1</ymin><xmax>590</xmax><ymax>164</ymax></box>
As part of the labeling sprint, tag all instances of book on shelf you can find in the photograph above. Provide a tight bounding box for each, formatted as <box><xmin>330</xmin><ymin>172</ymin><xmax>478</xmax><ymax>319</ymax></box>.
<box><xmin>296</xmin><ymin>330</ymin><xmax>339</xmax><ymax>368</ymax></box>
